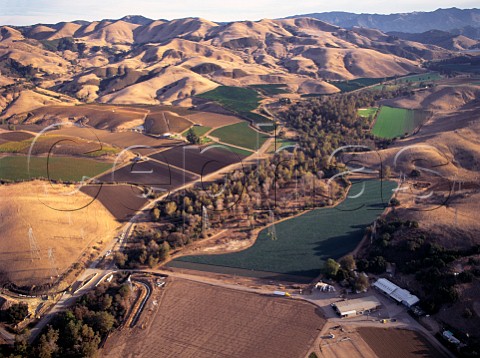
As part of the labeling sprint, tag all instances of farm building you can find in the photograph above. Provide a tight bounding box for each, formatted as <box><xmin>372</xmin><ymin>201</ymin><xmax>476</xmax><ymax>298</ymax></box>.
<box><xmin>373</xmin><ymin>278</ymin><xmax>420</xmax><ymax>307</ymax></box>
<box><xmin>332</xmin><ymin>296</ymin><xmax>382</xmax><ymax>318</ymax></box>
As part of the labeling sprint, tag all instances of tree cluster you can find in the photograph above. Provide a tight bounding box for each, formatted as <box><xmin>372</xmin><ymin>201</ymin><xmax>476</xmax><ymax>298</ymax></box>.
<box><xmin>324</xmin><ymin>255</ymin><xmax>370</xmax><ymax>292</ymax></box>
<box><xmin>24</xmin><ymin>278</ymin><xmax>132</xmax><ymax>358</ymax></box>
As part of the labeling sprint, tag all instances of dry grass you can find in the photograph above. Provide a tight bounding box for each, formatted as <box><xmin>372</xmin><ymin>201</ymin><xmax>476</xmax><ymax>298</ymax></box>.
<box><xmin>20</xmin><ymin>104</ymin><xmax>148</xmax><ymax>131</ymax></box>
<box><xmin>0</xmin><ymin>181</ymin><xmax>120</xmax><ymax>286</ymax></box>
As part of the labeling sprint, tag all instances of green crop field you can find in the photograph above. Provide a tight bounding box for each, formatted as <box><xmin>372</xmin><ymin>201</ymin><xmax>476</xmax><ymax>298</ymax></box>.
<box><xmin>197</xmin><ymin>86</ymin><xmax>275</xmax><ymax>130</ymax></box>
<box><xmin>369</xmin><ymin>84</ymin><xmax>400</xmax><ymax>92</ymax></box>
<box><xmin>396</xmin><ymin>72</ymin><xmax>441</xmax><ymax>83</ymax></box>
<box><xmin>371</xmin><ymin>106</ymin><xmax>429</xmax><ymax>139</ymax></box>
<box><xmin>170</xmin><ymin>180</ymin><xmax>396</xmax><ymax>279</ymax></box>
<box><xmin>210</xmin><ymin>122</ymin><xmax>270</xmax><ymax>151</ymax></box>
<box><xmin>0</xmin><ymin>156</ymin><xmax>112</xmax><ymax>182</ymax></box>
<box><xmin>182</xmin><ymin>125</ymin><xmax>211</xmax><ymax>137</ymax></box>
<box><xmin>198</xmin><ymin>86</ymin><xmax>261</xmax><ymax>113</ymax></box>
<box><xmin>358</xmin><ymin>107</ymin><xmax>378</xmax><ymax>118</ymax></box>
<box><xmin>330</xmin><ymin>77</ymin><xmax>393</xmax><ymax>93</ymax></box>
<box><xmin>241</xmin><ymin>112</ymin><xmax>275</xmax><ymax>131</ymax></box>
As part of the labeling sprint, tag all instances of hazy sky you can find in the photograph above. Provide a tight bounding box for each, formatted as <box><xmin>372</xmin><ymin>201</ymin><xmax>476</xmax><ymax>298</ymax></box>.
<box><xmin>0</xmin><ymin>0</ymin><xmax>478</xmax><ymax>25</ymax></box>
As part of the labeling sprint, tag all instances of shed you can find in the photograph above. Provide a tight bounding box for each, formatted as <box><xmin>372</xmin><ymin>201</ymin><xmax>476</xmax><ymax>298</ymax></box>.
<box><xmin>332</xmin><ymin>296</ymin><xmax>382</xmax><ymax>318</ymax></box>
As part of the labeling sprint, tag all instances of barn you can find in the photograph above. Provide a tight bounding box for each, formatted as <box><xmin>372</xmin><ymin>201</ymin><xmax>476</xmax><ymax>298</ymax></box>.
<box><xmin>332</xmin><ymin>296</ymin><xmax>382</xmax><ymax>318</ymax></box>
<box><xmin>373</xmin><ymin>278</ymin><xmax>420</xmax><ymax>307</ymax></box>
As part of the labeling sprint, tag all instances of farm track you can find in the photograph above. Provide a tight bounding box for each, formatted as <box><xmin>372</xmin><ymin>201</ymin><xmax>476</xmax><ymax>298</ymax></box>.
<box><xmin>129</xmin><ymin>280</ymin><xmax>151</xmax><ymax>328</ymax></box>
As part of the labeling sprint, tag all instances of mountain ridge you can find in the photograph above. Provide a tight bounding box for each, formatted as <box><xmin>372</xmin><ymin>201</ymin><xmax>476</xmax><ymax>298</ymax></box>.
<box><xmin>284</xmin><ymin>8</ymin><xmax>480</xmax><ymax>37</ymax></box>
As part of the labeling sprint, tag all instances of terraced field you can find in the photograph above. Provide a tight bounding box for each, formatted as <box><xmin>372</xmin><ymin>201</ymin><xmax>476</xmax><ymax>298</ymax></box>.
<box><xmin>371</xmin><ymin>106</ymin><xmax>429</xmax><ymax>139</ymax></box>
<box><xmin>170</xmin><ymin>180</ymin><xmax>396</xmax><ymax>280</ymax></box>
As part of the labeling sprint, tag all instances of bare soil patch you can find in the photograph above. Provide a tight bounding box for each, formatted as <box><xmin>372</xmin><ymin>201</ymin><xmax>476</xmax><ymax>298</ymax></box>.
<box><xmin>150</xmin><ymin>144</ymin><xmax>243</xmax><ymax>176</ymax></box>
<box><xmin>144</xmin><ymin>111</ymin><xmax>192</xmax><ymax>135</ymax></box>
<box><xmin>99</xmin><ymin>160</ymin><xmax>198</xmax><ymax>190</ymax></box>
<box><xmin>358</xmin><ymin>327</ymin><xmax>447</xmax><ymax>358</ymax></box>
<box><xmin>80</xmin><ymin>184</ymin><xmax>149</xmax><ymax>222</ymax></box>
<box><xmin>22</xmin><ymin>104</ymin><xmax>148</xmax><ymax>131</ymax></box>
<box><xmin>53</xmin><ymin>126</ymin><xmax>182</xmax><ymax>155</ymax></box>
<box><xmin>102</xmin><ymin>278</ymin><xmax>325</xmax><ymax>358</ymax></box>
<box><xmin>0</xmin><ymin>131</ymin><xmax>34</xmax><ymax>144</ymax></box>
<box><xmin>185</xmin><ymin>112</ymin><xmax>242</xmax><ymax>128</ymax></box>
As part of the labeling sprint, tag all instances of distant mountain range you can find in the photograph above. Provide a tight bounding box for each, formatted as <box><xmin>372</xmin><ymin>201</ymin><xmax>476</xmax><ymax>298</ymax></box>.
<box><xmin>388</xmin><ymin>30</ymin><xmax>479</xmax><ymax>51</ymax></box>
<box><xmin>285</xmin><ymin>8</ymin><xmax>480</xmax><ymax>37</ymax></box>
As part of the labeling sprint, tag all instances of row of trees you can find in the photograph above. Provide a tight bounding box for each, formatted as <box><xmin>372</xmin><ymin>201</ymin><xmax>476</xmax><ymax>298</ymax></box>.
<box><xmin>1</xmin><ymin>277</ymin><xmax>132</xmax><ymax>358</ymax></box>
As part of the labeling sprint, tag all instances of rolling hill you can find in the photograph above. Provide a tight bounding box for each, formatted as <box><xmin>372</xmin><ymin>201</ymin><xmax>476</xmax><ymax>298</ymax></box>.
<box><xmin>0</xmin><ymin>15</ymin><xmax>453</xmax><ymax>116</ymax></box>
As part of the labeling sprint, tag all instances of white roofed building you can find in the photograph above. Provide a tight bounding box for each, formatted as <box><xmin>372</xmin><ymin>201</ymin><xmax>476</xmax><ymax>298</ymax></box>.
<box><xmin>373</xmin><ymin>278</ymin><xmax>397</xmax><ymax>295</ymax></box>
<box><xmin>332</xmin><ymin>296</ymin><xmax>382</xmax><ymax>318</ymax></box>
<box><xmin>373</xmin><ymin>278</ymin><xmax>419</xmax><ymax>308</ymax></box>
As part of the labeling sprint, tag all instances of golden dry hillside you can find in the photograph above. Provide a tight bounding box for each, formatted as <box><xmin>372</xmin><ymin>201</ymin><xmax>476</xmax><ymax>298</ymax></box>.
<box><xmin>0</xmin><ymin>16</ymin><xmax>451</xmax><ymax>115</ymax></box>
<box><xmin>0</xmin><ymin>181</ymin><xmax>120</xmax><ymax>287</ymax></box>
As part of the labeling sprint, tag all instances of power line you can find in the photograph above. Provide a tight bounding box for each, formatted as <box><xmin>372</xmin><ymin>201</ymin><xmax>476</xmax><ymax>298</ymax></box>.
<box><xmin>28</xmin><ymin>227</ymin><xmax>41</xmax><ymax>261</ymax></box>
<box><xmin>47</xmin><ymin>248</ymin><xmax>59</xmax><ymax>279</ymax></box>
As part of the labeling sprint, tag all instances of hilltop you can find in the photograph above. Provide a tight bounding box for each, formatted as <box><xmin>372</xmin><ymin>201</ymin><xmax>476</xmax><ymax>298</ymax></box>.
<box><xmin>0</xmin><ymin>15</ymin><xmax>452</xmax><ymax>116</ymax></box>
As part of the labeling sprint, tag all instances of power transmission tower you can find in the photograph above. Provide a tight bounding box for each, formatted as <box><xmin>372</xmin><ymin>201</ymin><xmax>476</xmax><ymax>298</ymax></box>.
<box><xmin>267</xmin><ymin>210</ymin><xmax>277</xmax><ymax>241</ymax></box>
<box><xmin>47</xmin><ymin>248</ymin><xmax>59</xmax><ymax>278</ymax></box>
<box><xmin>28</xmin><ymin>227</ymin><xmax>41</xmax><ymax>261</ymax></box>
<box><xmin>202</xmin><ymin>206</ymin><xmax>210</xmax><ymax>234</ymax></box>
